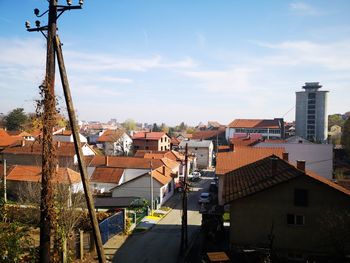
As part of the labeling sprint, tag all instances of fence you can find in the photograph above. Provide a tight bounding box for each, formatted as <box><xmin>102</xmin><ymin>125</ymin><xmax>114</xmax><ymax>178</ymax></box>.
<box><xmin>99</xmin><ymin>211</ymin><xmax>124</xmax><ymax>244</ymax></box>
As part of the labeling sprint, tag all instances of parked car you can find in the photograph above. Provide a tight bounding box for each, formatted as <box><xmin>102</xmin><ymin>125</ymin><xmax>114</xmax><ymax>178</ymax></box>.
<box><xmin>198</xmin><ymin>192</ymin><xmax>212</xmax><ymax>204</ymax></box>
<box><xmin>189</xmin><ymin>171</ymin><xmax>201</xmax><ymax>181</ymax></box>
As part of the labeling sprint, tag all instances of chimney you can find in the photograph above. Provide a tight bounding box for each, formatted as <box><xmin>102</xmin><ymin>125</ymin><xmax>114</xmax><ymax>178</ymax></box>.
<box><xmin>229</xmin><ymin>143</ymin><xmax>235</xmax><ymax>152</ymax></box>
<box><xmin>296</xmin><ymin>160</ymin><xmax>306</xmax><ymax>171</ymax></box>
<box><xmin>57</xmin><ymin>141</ymin><xmax>61</xmax><ymax>148</ymax></box>
<box><xmin>21</xmin><ymin>140</ymin><xmax>25</xmax><ymax>147</ymax></box>
<box><xmin>105</xmin><ymin>156</ymin><xmax>109</xmax><ymax>166</ymax></box>
<box><xmin>270</xmin><ymin>157</ymin><xmax>278</xmax><ymax>176</ymax></box>
<box><xmin>282</xmin><ymin>152</ymin><xmax>289</xmax><ymax>162</ymax></box>
<box><xmin>162</xmin><ymin>166</ymin><xmax>166</xmax><ymax>175</ymax></box>
<box><xmin>56</xmin><ymin>164</ymin><xmax>59</xmax><ymax>172</ymax></box>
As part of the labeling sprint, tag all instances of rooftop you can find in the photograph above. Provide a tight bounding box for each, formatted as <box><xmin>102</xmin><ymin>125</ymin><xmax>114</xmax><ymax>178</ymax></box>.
<box><xmin>216</xmin><ymin>146</ymin><xmax>285</xmax><ymax>175</ymax></box>
<box><xmin>228</xmin><ymin>119</ymin><xmax>282</xmax><ymax>129</ymax></box>
<box><xmin>222</xmin><ymin>155</ymin><xmax>350</xmax><ymax>204</ymax></box>
<box><xmin>132</xmin><ymin>132</ymin><xmax>168</xmax><ymax>140</ymax></box>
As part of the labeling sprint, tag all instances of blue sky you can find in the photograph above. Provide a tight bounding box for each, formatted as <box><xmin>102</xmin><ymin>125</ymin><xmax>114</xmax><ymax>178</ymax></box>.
<box><xmin>0</xmin><ymin>1</ymin><xmax>349</xmax><ymax>126</ymax></box>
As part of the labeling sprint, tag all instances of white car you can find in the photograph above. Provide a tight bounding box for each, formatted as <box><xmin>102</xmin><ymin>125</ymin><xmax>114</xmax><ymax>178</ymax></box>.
<box><xmin>198</xmin><ymin>192</ymin><xmax>212</xmax><ymax>204</ymax></box>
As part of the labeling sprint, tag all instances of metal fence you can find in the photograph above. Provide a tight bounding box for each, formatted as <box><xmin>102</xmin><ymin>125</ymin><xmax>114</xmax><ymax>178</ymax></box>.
<box><xmin>99</xmin><ymin>211</ymin><xmax>124</xmax><ymax>244</ymax></box>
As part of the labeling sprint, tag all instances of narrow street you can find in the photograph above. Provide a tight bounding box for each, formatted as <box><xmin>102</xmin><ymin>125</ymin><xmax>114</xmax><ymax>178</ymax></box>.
<box><xmin>112</xmin><ymin>172</ymin><xmax>214</xmax><ymax>263</ymax></box>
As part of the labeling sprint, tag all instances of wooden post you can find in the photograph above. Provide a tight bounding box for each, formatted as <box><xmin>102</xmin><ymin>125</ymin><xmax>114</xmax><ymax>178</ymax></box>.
<box><xmin>62</xmin><ymin>238</ymin><xmax>67</xmax><ymax>263</ymax></box>
<box><xmin>54</xmin><ymin>35</ymin><xmax>106</xmax><ymax>263</ymax></box>
<box><xmin>3</xmin><ymin>159</ymin><xmax>6</xmax><ymax>203</ymax></box>
<box><xmin>80</xmin><ymin>230</ymin><xmax>84</xmax><ymax>260</ymax></box>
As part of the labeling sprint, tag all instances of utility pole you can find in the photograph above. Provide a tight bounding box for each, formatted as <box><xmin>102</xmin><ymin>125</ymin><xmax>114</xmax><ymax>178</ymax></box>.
<box><xmin>54</xmin><ymin>35</ymin><xmax>106</xmax><ymax>263</ymax></box>
<box><xmin>3</xmin><ymin>159</ymin><xmax>6</xmax><ymax>203</ymax></box>
<box><xmin>25</xmin><ymin>1</ymin><xmax>102</xmax><ymax>262</ymax></box>
<box><xmin>180</xmin><ymin>143</ymin><xmax>188</xmax><ymax>254</ymax></box>
<box><xmin>149</xmin><ymin>160</ymin><xmax>154</xmax><ymax>215</ymax></box>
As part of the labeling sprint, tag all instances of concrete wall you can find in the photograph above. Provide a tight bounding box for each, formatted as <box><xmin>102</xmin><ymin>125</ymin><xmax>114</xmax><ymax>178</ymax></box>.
<box><xmin>188</xmin><ymin>147</ymin><xmax>211</xmax><ymax>169</ymax></box>
<box><xmin>229</xmin><ymin>175</ymin><xmax>350</xmax><ymax>256</ymax></box>
<box><xmin>255</xmin><ymin>142</ymin><xmax>333</xmax><ymax>179</ymax></box>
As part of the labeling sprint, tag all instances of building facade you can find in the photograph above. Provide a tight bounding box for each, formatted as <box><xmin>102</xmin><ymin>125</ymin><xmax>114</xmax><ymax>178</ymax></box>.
<box><xmin>295</xmin><ymin>82</ymin><xmax>329</xmax><ymax>142</ymax></box>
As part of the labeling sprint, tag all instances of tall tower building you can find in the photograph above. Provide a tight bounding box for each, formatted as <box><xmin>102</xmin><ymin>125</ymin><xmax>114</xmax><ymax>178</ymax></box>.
<box><xmin>295</xmin><ymin>82</ymin><xmax>329</xmax><ymax>143</ymax></box>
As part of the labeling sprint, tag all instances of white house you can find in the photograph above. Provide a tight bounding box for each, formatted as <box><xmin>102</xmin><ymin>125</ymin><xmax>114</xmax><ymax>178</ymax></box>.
<box><xmin>179</xmin><ymin>140</ymin><xmax>213</xmax><ymax>169</ymax></box>
<box><xmin>53</xmin><ymin>130</ymin><xmax>88</xmax><ymax>143</ymax></box>
<box><xmin>97</xmin><ymin>129</ymin><xmax>132</xmax><ymax>156</ymax></box>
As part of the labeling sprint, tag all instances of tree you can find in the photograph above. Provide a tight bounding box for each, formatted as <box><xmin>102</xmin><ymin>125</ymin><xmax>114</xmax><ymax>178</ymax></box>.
<box><xmin>328</xmin><ymin>114</ymin><xmax>345</xmax><ymax>129</ymax></box>
<box><xmin>122</xmin><ymin>119</ymin><xmax>136</xmax><ymax>131</ymax></box>
<box><xmin>152</xmin><ymin>123</ymin><xmax>161</xmax><ymax>132</ymax></box>
<box><xmin>5</xmin><ymin>108</ymin><xmax>28</xmax><ymax>131</ymax></box>
<box><xmin>160</xmin><ymin>123</ymin><xmax>169</xmax><ymax>133</ymax></box>
<box><xmin>341</xmin><ymin>117</ymin><xmax>350</xmax><ymax>158</ymax></box>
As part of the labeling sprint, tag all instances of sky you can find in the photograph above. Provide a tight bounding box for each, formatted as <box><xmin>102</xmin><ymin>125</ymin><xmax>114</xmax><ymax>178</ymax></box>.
<box><xmin>0</xmin><ymin>0</ymin><xmax>349</xmax><ymax>126</ymax></box>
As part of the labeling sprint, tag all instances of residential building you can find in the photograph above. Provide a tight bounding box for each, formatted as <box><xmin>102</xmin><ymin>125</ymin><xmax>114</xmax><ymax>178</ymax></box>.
<box><xmin>179</xmin><ymin>139</ymin><xmax>213</xmax><ymax>169</ymax></box>
<box><xmin>222</xmin><ymin>155</ymin><xmax>350</xmax><ymax>260</ymax></box>
<box><xmin>96</xmin><ymin>129</ymin><xmax>132</xmax><ymax>156</ymax></box>
<box><xmin>216</xmin><ymin>146</ymin><xmax>285</xmax><ymax>205</ymax></box>
<box><xmin>192</xmin><ymin>128</ymin><xmax>226</xmax><ymax>150</ymax></box>
<box><xmin>5</xmin><ymin>165</ymin><xmax>83</xmax><ymax>198</ymax></box>
<box><xmin>225</xmin><ymin>118</ymin><xmax>284</xmax><ymax>141</ymax></box>
<box><xmin>53</xmin><ymin>129</ymin><xmax>88</xmax><ymax>143</ymax></box>
<box><xmin>111</xmin><ymin>165</ymin><xmax>174</xmax><ymax>209</ymax></box>
<box><xmin>1</xmin><ymin>140</ymin><xmax>95</xmax><ymax>170</ymax></box>
<box><xmin>295</xmin><ymin>82</ymin><xmax>329</xmax><ymax>142</ymax></box>
<box><xmin>254</xmin><ymin>138</ymin><xmax>333</xmax><ymax>179</ymax></box>
<box><xmin>132</xmin><ymin>132</ymin><xmax>170</xmax><ymax>151</ymax></box>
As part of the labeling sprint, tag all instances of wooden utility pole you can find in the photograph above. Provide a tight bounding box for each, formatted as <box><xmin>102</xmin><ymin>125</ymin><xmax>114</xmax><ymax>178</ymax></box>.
<box><xmin>40</xmin><ymin>0</ymin><xmax>57</xmax><ymax>262</ymax></box>
<box><xmin>3</xmin><ymin>159</ymin><xmax>6</xmax><ymax>203</ymax></box>
<box><xmin>55</xmin><ymin>35</ymin><xmax>106</xmax><ymax>263</ymax></box>
<box><xmin>180</xmin><ymin>143</ymin><xmax>189</xmax><ymax>253</ymax></box>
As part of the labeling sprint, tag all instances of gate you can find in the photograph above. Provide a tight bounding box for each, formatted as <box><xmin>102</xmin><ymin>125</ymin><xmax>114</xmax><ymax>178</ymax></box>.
<box><xmin>99</xmin><ymin>210</ymin><xmax>124</xmax><ymax>244</ymax></box>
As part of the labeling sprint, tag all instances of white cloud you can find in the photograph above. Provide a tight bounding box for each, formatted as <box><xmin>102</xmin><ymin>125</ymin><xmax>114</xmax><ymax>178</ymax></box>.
<box><xmin>289</xmin><ymin>2</ymin><xmax>323</xmax><ymax>15</ymax></box>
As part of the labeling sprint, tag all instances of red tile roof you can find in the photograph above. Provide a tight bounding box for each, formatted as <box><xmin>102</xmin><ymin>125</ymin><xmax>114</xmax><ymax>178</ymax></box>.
<box><xmin>87</xmin><ymin>156</ymin><xmax>164</xmax><ymax>169</ymax></box>
<box><xmin>7</xmin><ymin>131</ymin><xmax>32</xmax><ymax>137</ymax></box>
<box><xmin>192</xmin><ymin>130</ymin><xmax>224</xmax><ymax>140</ymax></box>
<box><xmin>222</xmin><ymin>155</ymin><xmax>350</xmax><ymax>204</ymax></box>
<box><xmin>132</xmin><ymin>132</ymin><xmax>167</xmax><ymax>140</ymax></box>
<box><xmin>97</xmin><ymin>129</ymin><xmax>125</xmax><ymax>143</ymax></box>
<box><xmin>228</xmin><ymin>119</ymin><xmax>281</xmax><ymax>129</ymax></box>
<box><xmin>216</xmin><ymin>146</ymin><xmax>285</xmax><ymax>175</ymax></box>
<box><xmin>2</xmin><ymin>140</ymin><xmax>84</xmax><ymax>157</ymax></box>
<box><xmin>90</xmin><ymin>167</ymin><xmax>124</xmax><ymax>184</ymax></box>
<box><xmin>0</xmin><ymin>129</ymin><xmax>9</xmax><ymax>137</ymax></box>
<box><xmin>6</xmin><ymin>165</ymin><xmax>81</xmax><ymax>184</ymax></box>
<box><xmin>151</xmin><ymin>165</ymin><xmax>173</xmax><ymax>185</ymax></box>
<box><xmin>0</xmin><ymin>136</ymin><xmax>22</xmax><ymax>148</ymax></box>
<box><xmin>134</xmin><ymin>150</ymin><xmax>185</xmax><ymax>162</ymax></box>
<box><xmin>230</xmin><ymin>136</ymin><xmax>262</xmax><ymax>147</ymax></box>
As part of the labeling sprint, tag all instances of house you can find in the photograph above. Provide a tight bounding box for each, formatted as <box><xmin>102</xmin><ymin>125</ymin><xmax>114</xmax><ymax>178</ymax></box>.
<box><xmin>134</xmin><ymin>149</ymin><xmax>196</xmax><ymax>182</ymax></box>
<box><xmin>222</xmin><ymin>155</ymin><xmax>350</xmax><ymax>260</ymax></box>
<box><xmin>254</xmin><ymin>138</ymin><xmax>333</xmax><ymax>179</ymax></box>
<box><xmin>225</xmin><ymin>118</ymin><xmax>284</xmax><ymax>141</ymax></box>
<box><xmin>192</xmin><ymin>129</ymin><xmax>226</xmax><ymax>150</ymax></box>
<box><xmin>111</xmin><ymin>165</ymin><xmax>174</xmax><ymax>209</ymax></box>
<box><xmin>132</xmin><ymin>132</ymin><xmax>170</xmax><ymax>151</ymax></box>
<box><xmin>179</xmin><ymin>140</ymin><xmax>213</xmax><ymax>169</ymax></box>
<box><xmin>96</xmin><ymin>129</ymin><xmax>132</xmax><ymax>156</ymax></box>
<box><xmin>86</xmin><ymin>155</ymin><xmax>177</xmax><ymax>195</ymax></box>
<box><xmin>6</xmin><ymin>131</ymin><xmax>35</xmax><ymax>141</ymax></box>
<box><xmin>4</xmin><ymin>165</ymin><xmax>83</xmax><ymax>199</ymax></box>
<box><xmin>170</xmin><ymin>136</ymin><xmax>181</xmax><ymax>150</ymax></box>
<box><xmin>53</xmin><ymin>129</ymin><xmax>88</xmax><ymax>143</ymax></box>
<box><xmin>1</xmin><ymin>140</ymin><xmax>95</xmax><ymax>170</ymax></box>
<box><xmin>216</xmin><ymin>146</ymin><xmax>285</xmax><ymax>205</ymax></box>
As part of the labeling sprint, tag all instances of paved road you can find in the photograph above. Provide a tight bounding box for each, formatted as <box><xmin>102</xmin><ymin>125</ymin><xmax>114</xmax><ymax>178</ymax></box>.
<box><xmin>112</xmin><ymin>172</ymin><xmax>214</xmax><ymax>263</ymax></box>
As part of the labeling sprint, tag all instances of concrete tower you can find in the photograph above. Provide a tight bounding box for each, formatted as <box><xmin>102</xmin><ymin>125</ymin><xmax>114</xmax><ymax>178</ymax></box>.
<box><xmin>295</xmin><ymin>82</ymin><xmax>329</xmax><ymax>143</ymax></box>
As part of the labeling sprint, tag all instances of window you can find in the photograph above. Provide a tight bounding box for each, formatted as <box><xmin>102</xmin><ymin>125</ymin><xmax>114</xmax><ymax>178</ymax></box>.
<box><xmin>287</xmin><ymin>214</ymin><xmax>305</xmax><ymax>225</ymax></box>
<box><xmin>161</xmin><ymin>146</ymin><xmax>163</xmax><ymax>151</ymax></box>
<box><xmin>195</xmin><ymin>147</ymin><xmax>198</xmax><ymax>150</ymax></box>
<box><xmin>145</xmin><ymin>146</ymin><xmax>149</xmax><ymax>150</ymax></box>
<box><xmin>294</xmin><ymin>189</ymin><xmax>308</xmax><ymax>206</ymax></box>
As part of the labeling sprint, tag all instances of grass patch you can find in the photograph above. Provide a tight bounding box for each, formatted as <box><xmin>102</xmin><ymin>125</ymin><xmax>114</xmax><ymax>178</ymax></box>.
<box><xmin>223</xmin><ymin>212</ymin><xmax>230</xmax><ymax>222</ymax></box>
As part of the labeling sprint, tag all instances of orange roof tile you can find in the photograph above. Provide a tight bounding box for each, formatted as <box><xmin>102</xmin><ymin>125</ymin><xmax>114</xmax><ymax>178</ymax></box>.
<box><xmin>216</xmin><ymin>146</ymin><xmax>285</xmax><ymax>175</ymax></box>
<box><xmin>222</xmin><ymin>155</ymin><xmax>350</xmax><ymax>204</ymax></box>
<box><xmin>0</xmin><ymin>129</ymin><xmax>10</xmax><ymax>137</ymax></box>
<box><xmin>0</xmin><ymin>136</ymin><xmax>22</xmax><ymax>148</ymax></box>
<box><xmin>151</xmin><ymin>165</ymin><xmax>173</xmax><ymax>185</ymax></box>
<box><xmin>97</xmin><ymin>129</ymin><xmax>126</xmax><ymax>143</ymax></box>
<box><xmin>230</xmin><ymin>136</ymin><xmax>261</xmax><ymax>147</ymax></box>
<box><xmin>192</xmin><ymin>130</ymin><xmax>224</xmax><ymax>140</ymax></box>
<box><xmin>6</xmin><ymin>165</ymin><xmax>81</xmax><ymax>184</ymax></box>
<box><xmin>2</xmin><ymin>140</ymin><xmax>84</xmax><ymax>157</ymax></box>
<box><xmin>228</xmin><ymin>119</ymin><xmax>281</xmax><ymax>129</ymax></box>
<box><xmin>132</xmin><ymin>132</ymin><xmax>167</xmax><ymax>140</ymax></box>
<box><xmin>87</xmin><ymin>156</ymin><xmax>164</xmax><ymax>169</ymax></box>
<box><xmin>90</xmin><ymin>167</ymin><xmax>124</xmax><ymax>184</ymax></box>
